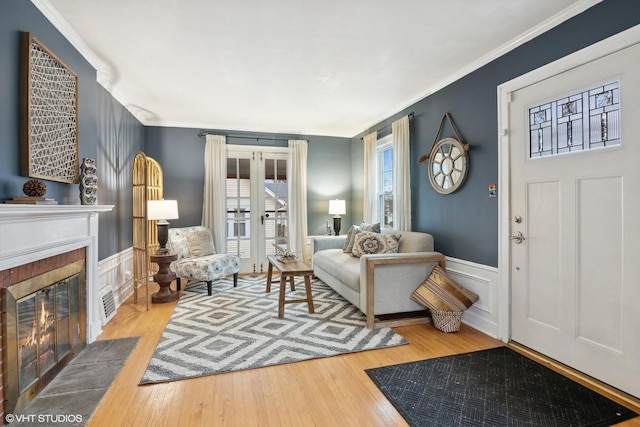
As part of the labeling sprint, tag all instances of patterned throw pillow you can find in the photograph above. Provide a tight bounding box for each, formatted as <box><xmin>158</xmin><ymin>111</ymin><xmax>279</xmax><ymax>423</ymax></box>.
<box><xmin>410</xmin><ymin>266</ymin><xmax>479</xmax><ymax>312</ymax></box>
<box><xmin>342</xmin><ymin>225</ymin><xmax>360</xmax><ymax>253</ymax></box>
<box><xmin>351</xmin><ymin>231</ymin><xmax>400</xmax><ymax>257</ymax></box>
<box><xmin>359</xmin><ymin>221</ymin><xmax>381</xmax><ymax>233</ymax></box>
<box><xmin>343</xmin><ymin>222</ymin><xmax>382</xmax><ymax>253</ymax></box>
<box><xmin>186</xmin><ymin>229</ymin><xmax>216</xmax><ymax>257</ymax></box>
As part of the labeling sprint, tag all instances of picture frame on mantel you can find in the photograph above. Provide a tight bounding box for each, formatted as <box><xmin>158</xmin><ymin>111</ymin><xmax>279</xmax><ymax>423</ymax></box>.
<box><xmin>20</xmin><ymin>32</ymin><xmax>79</xmax><ymax>184</ymax></box>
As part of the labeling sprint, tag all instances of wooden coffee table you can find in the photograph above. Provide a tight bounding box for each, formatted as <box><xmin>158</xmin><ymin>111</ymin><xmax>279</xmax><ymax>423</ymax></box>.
<box><xmin>266</xmin><ymin>255</ymin><xmax>315</xmax><ymax>318</ymax></box>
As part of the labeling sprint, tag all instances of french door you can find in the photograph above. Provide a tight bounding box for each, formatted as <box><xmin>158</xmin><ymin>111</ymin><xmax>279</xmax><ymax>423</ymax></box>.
<box><xmin>225</xmin><ymin>146</ymin><xmax>289</xmax><ymax>273</ymax></box>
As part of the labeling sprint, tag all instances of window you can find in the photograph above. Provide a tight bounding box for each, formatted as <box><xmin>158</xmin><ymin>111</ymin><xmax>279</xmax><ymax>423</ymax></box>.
<box><xmin>377</xmin><ymin>134</ymin><xmax>393</xmax><ymax>229</ymax></box>
<box><xmin>528</xmin><ymin>81</ymin><xmax>620</xmax><ymax>158</ymax></box>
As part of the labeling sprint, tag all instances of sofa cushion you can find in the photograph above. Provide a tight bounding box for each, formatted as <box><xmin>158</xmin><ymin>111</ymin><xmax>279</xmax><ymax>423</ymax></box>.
<box><xmin>351</xmin><ymin>231</ymin><xmax>400</xmax><ymax>257</ymax></box>
<box><xmin>174</xmin><ymin>253</ymin><xmax>240</xmax><ymax>281</ymax></box>
<box><xmin>342</xmin><ymin>225</ymin><xmax>360</xmax><ymax>253</ymax></box>
<box><xmin>186</xmin><ymin>228</ymin><xmax>216</xmax><ymax>256</ymax></box>
<box><xmin>313</xmin><ymin>249</ymin><xmax>361</xmax><ymax>292</ymax></box>
<box><xmin>359</xmin><ymin>221</ymin><xmax>381</xmax><ymax>233</ymax></box>
<box><xmin>342</xmin><ymin>222</ymin><xmax>381</xmax><ymax>253</ymax></box>
<box><xmin>382</xmin><ymin>230</ymin><xmax>434</xmax><ymax>253</ymax></box>
<box><xmin>410</xmin><ymin>265</ymin><xmax>479</xmax><ymax>312</ymax></box>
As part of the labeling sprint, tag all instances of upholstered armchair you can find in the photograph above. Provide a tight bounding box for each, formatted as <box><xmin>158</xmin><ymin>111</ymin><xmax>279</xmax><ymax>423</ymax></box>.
<box><xmin>167</xmin><ymin>226</ymin><xmax>240</xmax><ymax>295</ymax></box>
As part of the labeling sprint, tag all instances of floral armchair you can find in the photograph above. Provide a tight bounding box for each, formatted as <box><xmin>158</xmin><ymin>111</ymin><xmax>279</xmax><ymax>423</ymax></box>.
<box><xmin>167</xmin><ymin>226</ymin><xmax>240</xmax><ymax>295</ymax></box>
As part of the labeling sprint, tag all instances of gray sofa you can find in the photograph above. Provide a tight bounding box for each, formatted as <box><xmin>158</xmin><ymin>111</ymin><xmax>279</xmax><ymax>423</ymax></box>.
<box><xmin>311</xmin><ymin>230</ymin><xmax>446</xmax><ymax>328</ymax></box>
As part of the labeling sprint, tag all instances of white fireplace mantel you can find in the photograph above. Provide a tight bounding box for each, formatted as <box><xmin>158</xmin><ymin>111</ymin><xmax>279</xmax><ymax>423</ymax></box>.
<box><xmin>0</xmin><ymin>204</ymin><xmax>115</xmax><ymax>342</ymax></box>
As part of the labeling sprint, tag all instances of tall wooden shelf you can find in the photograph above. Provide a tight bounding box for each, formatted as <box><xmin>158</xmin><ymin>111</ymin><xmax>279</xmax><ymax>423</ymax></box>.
<box><xmin>132</xmin><ymin>151</ymin><xmax>163</xmax><ymax>310</ymax></box>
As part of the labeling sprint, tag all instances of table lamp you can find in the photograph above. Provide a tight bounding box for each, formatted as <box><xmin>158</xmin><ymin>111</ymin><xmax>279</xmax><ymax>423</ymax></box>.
<box><xmin>147</xmin><ymin>199</ymin><xmax>179</xmax><ymax>254</ymax></box>
<box><xmin>328</xmin><ymin>199</ymin><xmax>346</xmax><ymax>236</ymax></box>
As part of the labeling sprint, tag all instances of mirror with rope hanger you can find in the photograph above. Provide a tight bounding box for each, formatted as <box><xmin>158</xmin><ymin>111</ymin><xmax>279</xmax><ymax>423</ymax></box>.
<box><xmin>418</xmin><ymin>113</ymin><xmax>470</xmax><ymax>194</ymax></box>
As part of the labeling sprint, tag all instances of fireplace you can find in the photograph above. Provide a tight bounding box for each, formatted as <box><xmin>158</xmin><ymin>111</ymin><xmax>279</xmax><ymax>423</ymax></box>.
<box><xmin>0</xmin><ymin>204</ymin><xmax>113</xmax><ymax>419</ymax></box>
<box><xmin>2</xmin><ymin>257</ymin><xmax>86</xmax><ymax>415</ymax></box>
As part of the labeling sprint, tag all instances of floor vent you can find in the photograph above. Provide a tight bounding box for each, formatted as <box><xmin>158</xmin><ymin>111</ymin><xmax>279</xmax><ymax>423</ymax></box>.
<box><xmin>99</xmin><ymin>286</ymin><xmax>117</xmax><ymax>323</ymax></box>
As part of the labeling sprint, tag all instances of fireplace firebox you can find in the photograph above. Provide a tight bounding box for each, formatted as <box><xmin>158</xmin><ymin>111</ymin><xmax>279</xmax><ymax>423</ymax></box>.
<box><xmin>2</xmin><ymin>259</ymin><xmax>86</xmax><ymax>415</ymax></box>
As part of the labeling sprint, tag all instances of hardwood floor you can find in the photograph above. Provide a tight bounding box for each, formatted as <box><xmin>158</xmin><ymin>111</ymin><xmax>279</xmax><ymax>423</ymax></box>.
<box><xmin>87</xmin><ymin>281</ymin><xmax>640</xmax><ymax>426</ymax></box>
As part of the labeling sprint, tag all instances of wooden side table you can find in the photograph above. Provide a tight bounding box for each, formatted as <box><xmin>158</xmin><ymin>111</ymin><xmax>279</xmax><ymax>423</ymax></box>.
<box><xmin>266</xmin><ymin>255</ymin><xmax>315</xmax><ymax>318</ymax></box>
<box><xmin>150</xmin><ymin>253</ymin><xmax>179</xmax><ymax>303</ymax></box>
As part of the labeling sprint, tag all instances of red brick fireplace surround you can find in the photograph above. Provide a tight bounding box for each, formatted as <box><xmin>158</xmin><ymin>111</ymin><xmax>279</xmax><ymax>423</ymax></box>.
<box><xmin>0</xmin><ymin>204</ymin><xmax>113</xmax><ymax>418</ymax></box>
<box><xmin>1</xmin><ymin>249</ymin><xmax>86</xmax><ymax>414</ymax></box>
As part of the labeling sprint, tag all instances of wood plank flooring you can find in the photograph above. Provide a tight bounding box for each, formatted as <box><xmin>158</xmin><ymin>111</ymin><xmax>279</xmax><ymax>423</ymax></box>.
<box><xmin>87</xmin><ymin>280</ymin><xmax>640</xmax><ymax>426</ymax></box>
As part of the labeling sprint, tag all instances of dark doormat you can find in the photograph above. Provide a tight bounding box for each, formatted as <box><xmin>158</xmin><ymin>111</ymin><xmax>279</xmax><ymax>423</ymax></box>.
<box><xmin>365</xmin><ymin>346</ymin><xmax>637</xmax><ymax>427</ymax></box>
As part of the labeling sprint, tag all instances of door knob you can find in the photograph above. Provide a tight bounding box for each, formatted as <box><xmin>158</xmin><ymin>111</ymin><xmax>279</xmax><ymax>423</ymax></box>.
<box><xmin>510</xmin><ymin>231</ymin><xmax>525</xmax><ymax>244</ymax></box>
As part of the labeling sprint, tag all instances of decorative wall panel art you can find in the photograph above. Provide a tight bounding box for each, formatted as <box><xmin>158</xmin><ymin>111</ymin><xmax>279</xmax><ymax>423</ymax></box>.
<box><xmin>20</xmin><ymin>32</ymin><xmax>79</xmax><ymax>184</ymax></box>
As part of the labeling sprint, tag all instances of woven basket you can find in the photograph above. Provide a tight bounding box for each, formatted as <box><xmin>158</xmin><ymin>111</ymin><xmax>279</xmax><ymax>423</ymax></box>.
<box><xmin>431</xmin><ymin>309</ymin><xmax>463</xmax><ymax>333</ymax></box>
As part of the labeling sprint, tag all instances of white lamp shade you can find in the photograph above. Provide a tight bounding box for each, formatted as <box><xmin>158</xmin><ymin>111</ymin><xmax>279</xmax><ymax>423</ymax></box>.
<box><xmin>328</xmin><ymin>199</ymin><xmax>346</xmax><ymax>215</ymax></box>
<box><xmin>147</xmin><ymin>199</ymin><xmax>179</xmax><ymax>220</ymax></box>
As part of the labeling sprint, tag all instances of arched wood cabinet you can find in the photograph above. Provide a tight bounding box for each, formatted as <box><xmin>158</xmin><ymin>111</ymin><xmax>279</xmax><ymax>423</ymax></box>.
<box><xmin>132</xmin><ymin>152</ymin><xmax>163</xmax><ymax>309</ymax></box>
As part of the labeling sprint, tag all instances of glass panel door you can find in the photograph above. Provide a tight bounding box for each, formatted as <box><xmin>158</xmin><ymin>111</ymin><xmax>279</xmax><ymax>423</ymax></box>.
<box><xmin>226</xmin><ymin>153</ymin><xmax>253</xmax><ymax>273</ymax></box>
<box><xmin>262</xmin><ymin>157</ymin><xmax>288</xmax><ymax>260</ymax></box>
<box><xmin>226</xmin><ymin>148</ymin><xmax>288</xmax><ymax>273</ymax></box>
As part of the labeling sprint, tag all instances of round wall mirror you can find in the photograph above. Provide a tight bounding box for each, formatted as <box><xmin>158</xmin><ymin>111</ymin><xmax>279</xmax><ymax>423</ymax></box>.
<box><xmin>427</xmin><ymin>137</ymin><xmax>468</xmax><ymax>194</ymax></box>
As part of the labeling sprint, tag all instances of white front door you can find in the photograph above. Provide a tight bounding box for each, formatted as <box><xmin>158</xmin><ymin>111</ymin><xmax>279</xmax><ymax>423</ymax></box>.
<box><xmin>509</xmin><ymin>41</ymin><xmax>640</xmax><ymax>397</ymax></box>
<box><xmin>226</xmin><ymin>147</ymin><xmax>288</xmax><ymax>273</ymax></box>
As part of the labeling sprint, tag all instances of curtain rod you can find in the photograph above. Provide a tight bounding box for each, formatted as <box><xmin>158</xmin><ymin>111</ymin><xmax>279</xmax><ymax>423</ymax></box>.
<box><xmin>360</xmin><ymin>112</ymin><xmax>414</xmax><ymax>140</ymax></box>
<box><xmin>197</xmin><ymin>130</ymin><xmax>294</xmax><ymax>142</ymax></box>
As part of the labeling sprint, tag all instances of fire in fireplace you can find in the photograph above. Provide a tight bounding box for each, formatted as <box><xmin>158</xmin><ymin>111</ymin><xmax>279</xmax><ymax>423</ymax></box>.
<box><xmin>2</xmin><ymin>259</ymin><xmax>86</xmax><ymax>415</ymax></box>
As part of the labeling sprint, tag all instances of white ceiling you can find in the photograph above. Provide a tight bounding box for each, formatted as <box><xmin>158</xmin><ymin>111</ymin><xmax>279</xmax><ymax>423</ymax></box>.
<box><xmin>39</xmin><ymin>0</ymin><xmax>599</xmax><ymax>138</ymax></box>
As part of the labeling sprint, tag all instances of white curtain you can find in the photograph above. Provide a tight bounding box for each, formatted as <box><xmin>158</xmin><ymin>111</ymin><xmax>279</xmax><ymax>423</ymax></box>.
<box><xmin>392</xmin><ymin>115</ymin><xmax>411</xmax><ymax>231</ymax></box>
<box><xmin>287</xmin><ymin>140</ymin><xmax>309</xmax><ymax>262</ymax></box>
<box><xmin>363</xmin><ymin>131</ymin><xmax>378</xmax><ymax>223</ymax></box>
<box><xmin>202</xmin><ymin>134</ymin><xmax>227</xmax><ymax>253</ymax></box>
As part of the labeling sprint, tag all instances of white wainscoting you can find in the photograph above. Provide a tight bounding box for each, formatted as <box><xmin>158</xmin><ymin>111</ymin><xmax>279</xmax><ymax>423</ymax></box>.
<box><xmin>94</xmin><ymin>249</ymin><xmax>500</xmax><ymax>337</ymax></box>
<box><xmin>445</xmin><ymin>257</ymin><xmax>499</xmax><ymax>339</ymax></box>
<box><xmin>97</xmin><ymin>247</ymin><xmax>134</xmax><ymax>322</ymax></box>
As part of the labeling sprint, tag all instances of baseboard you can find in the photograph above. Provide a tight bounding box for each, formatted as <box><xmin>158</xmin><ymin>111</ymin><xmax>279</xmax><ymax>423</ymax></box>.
<box><xmin>445</xmin><ymin>256</ymin><xmax>499</xmax><ymax>339</ymax></box>
<box><xmin>97</xmin><ymin>247</ymin><xmax>134</xmax><ymax>325</ymax></box>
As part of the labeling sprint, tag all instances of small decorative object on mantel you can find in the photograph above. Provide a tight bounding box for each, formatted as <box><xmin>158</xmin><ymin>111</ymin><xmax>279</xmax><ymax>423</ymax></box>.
<box><xmin>418</xmin><ymin>112</ymin><xmax>470</xmax><ymax>195</ymax></box>
<box><xmin>4</xmin><ymin>178</ymin><xmax>57</xmax><ymax>204</ymax></box>
<box><xmin>23</xmin><ymin>178</ymin><xmax>47</xmax><ymax>197</ymax></box>
<box><xmin>79</xmin><ymin>158</ymin><xmax>98</xmax><ymax>205</ymax></box>
<box><xmin>272</xmin><ymin>243</ymin><xmax>298</xmax><ymax>263</ymax></box>
<box><xmin>4</xmin><ymin>196</ymin><xmax>57</xmax><ymax>205</ymax></box>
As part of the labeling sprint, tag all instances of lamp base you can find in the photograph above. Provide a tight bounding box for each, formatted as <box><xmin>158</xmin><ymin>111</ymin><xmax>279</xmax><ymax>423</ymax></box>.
<box><xmin>333</xmin><ymin>216</ymin><xmax>342</xmax><ymax>236</ymax></box>
<box><xmin>157</xmin><ymin>221</ymin><xmax>170</xmax><ymax>254</ymax></box>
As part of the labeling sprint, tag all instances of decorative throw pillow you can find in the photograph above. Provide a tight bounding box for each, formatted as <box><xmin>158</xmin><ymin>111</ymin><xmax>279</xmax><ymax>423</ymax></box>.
<box><xmin>343</xmin><ymin>222</ymin><xmax>381</xmax><ymax>253</ymax></box>
<box><xmin>411</xmin><ymin>266</ymin><xmax>479</xmax><ymax>312</ymax></box>
<box><xmin>186</xmin><ymin>229</ymin><xmax>216</xmax><ymax>257</ymax></box>
<box><xmin>351</xmin><ymin>231</ymin><xmax>400</xmax><ymax>257</ymax></box>
<box><xmin>342</xmin><ymin>225</ymin><xmax>360</xmax><ymax>253</ymax></box>
<box><xmin>359</xmin><ymin>221</ymin><xmax>381</xmax><ymax>233</ymax></box>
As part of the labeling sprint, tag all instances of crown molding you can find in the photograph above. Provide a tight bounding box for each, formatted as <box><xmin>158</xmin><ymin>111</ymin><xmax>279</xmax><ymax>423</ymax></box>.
<box><xmin>357</xmin><ymin>0</ymin><xmax>603</xmax><ymax>138</ymax></box>
<box><xmin>31</xmin><ymin>0</ymin><xmax>106</xmax><ymax>72</ymax></box>
<box><xmin>33</xmin><ymin>0</ymin><xmax>603</xmax><ymax>136</ymax></box>
<box><xmin>30</xmin><ymin>0</ymin><xmax>150</xmax><ymax>125</ymax></box>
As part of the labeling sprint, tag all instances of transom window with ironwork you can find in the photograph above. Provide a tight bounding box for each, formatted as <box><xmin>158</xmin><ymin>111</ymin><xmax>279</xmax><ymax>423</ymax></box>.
<box><xmin>528</xmin><ymin>81</ymin><xmax>620</xmax><ymax>158</ymax></box>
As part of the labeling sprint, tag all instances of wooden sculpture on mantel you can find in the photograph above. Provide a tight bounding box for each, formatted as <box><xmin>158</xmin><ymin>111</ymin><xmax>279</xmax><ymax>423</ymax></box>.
<box><xmin>132</xmin><ymin>152</ymin><xmax>164</xmax><ymax>310</ymax></box>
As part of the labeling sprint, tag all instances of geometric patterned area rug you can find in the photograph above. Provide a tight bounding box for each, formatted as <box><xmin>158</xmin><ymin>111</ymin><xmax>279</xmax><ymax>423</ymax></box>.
<box><xmin>366</xmin><ymin>346</ymin><xmax>638</xmax><ymax>427</ymax></box>
<box><xmin>140</xmin><ymin>275</ymin><xmax>407</xmax><ymax>385</ymax></box>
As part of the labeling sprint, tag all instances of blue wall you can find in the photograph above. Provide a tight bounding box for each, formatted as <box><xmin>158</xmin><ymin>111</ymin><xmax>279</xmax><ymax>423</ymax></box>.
<box><xmin>352</xmin><ymin>0</ymin><xmax>640</xmax><ymax>267</ymax></box>
<box><xmin>144</xmin><ymin>127</ymin><xmax>353</xmax><ymax>235</ymax></box>
<box><xmin>0</xmin><ymin>0</ymin><xmax>144</xmax><ymax>259</ymax></box>
<box><xmin>3</xmin><ymin>0</ymin><xmax>639</xmax><ymax>267</ymax></box>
